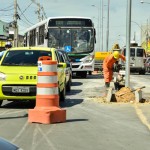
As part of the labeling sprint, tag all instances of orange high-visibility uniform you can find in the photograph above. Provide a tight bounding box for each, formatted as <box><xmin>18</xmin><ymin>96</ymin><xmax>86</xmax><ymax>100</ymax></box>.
<box><xmin>103</xmin><ymin>54</ymin><xmax>125</xmax><ymax>82</ymax></box>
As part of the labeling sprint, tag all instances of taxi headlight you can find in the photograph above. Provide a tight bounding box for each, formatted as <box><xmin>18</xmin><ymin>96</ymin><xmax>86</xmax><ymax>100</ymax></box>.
<box><xmin>0</xmin><ymin>72</ymin><xmax>6</xmax><ymax>81</ymax></box>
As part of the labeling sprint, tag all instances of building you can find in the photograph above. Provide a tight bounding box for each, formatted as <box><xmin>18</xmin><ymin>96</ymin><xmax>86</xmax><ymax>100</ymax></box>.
<box><xmin>0</xmin><ymin>20</ymin><xmax>24</xmax><ymax>51</ymax></box>
<box><xmin>9</xmin><ymin>26</ymin><xmax>24</xmax><ymax>47</ymax></box>
<box><xmin>0</xmin><ymin>20</ymin><xmax>9</xmax><ymax>50</ymax></box>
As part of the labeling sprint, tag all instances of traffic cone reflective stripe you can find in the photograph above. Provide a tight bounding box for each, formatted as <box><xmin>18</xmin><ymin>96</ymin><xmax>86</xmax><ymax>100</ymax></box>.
<box><xmin>37</xmin><ymin>83</ymin><xmax>58</xmax><ymax>87</ymax></box>
<box><xmin>38</xmin><ymin>64</ymin><xmax>57</xmax><ymax>72</ymax></box>
<box><xmin>37</xmin><ymin>76</ymin><xmax>58</xmax><ymax>83</ymax></box>
<box><xmin>38</xmin><ymin>72</ymin><xmax>57</xmax><ymax>76</ymax></box>
<box><xmin>36</xmin><ymin>87</ymin><xmax>58</xmax><ymax>95</ymax></box>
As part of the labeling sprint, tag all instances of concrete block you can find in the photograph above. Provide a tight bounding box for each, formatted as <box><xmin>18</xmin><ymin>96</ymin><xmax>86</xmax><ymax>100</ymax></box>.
<box><xmin>106</xmin><ymin>88</ymin><xmax>113</xmax><ymax>102</ymax></box>
<box><xmin>135</xmin><ymin>89</ymin><xmax>142</xmax><ymax>102</ymax></box>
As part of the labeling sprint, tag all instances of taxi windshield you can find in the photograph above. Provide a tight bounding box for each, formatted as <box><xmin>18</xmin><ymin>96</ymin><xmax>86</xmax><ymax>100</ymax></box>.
<box><xmin>1</xmin><ymin>50</ymin><xmax>52</xmax><ymax>66</ymax></box>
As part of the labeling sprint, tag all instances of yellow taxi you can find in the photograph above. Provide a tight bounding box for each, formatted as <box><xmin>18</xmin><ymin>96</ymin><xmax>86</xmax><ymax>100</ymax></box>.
<box><xmin>0</xmin><ymin>47</ymin><xmax>66</xmax><ymax>106</ymax></box>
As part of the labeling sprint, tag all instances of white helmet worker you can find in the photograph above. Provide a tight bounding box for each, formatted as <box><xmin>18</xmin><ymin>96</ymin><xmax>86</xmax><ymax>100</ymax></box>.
<box><xmin>5</xmin><ymin>41</ymin><xmax>12</xmax><ymax>49</ymax></box>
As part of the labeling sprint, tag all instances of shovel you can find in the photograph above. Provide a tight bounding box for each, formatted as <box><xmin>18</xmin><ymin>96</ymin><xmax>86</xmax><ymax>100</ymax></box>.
<box><xmin>115</xmin><ymin>86</ymin><xmax>146</xmax><ymax>97</ymax></box>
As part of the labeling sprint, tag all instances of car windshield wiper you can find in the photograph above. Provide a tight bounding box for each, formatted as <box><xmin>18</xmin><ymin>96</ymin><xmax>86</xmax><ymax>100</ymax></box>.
<box><xmin>2</xmin><ymin>62</ymin><xmax>20</xmax><ymax>66</ymax></box>
<box><xmin>2</xmin><ymin>62</ymin><xmax>37</xmax><ymax>66</ymax></box>
<box><xmin>18</xmin><ymin>63</ymin><xmax>37</xmax><ymax>66</ymax></box>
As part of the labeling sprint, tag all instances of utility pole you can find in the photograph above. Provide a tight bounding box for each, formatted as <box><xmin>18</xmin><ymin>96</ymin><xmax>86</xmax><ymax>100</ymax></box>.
<box><xmin>146</xmin><ymin>19</ymin><xmax>149</xmax><ymax>50</ymax></box>
<box><xmin>101</xmin><ymin>0</ymin><xmax>104</xmax><ymax>51</ymax></box>
<box><xmin>106</xmin><ymin>0</ymin><xmax>110</xmax><ymax>51</ymax></box>
<box><xmin>14</xmin><ymin>0</ymin><xmax>18</xmax><ymax>47</ymax></box>
<box><xmin>125</xmin><ymin>0</ymin><xmax>132</xmax><ymax>87</ymax></box>
<box><xmin>41</xmin><ymin>6</ymin><xmax>47</xmax><ymax>20</ymax></box>
<box><xmin>31</xmin><ymin>0</ymin><xmax>47</xmax><ymax>22</ymax></box>
<box><xmin>36</xmin><ymin>3</ymin><xmax>41</xmax><ymax>22</ymax></box>
<box><xmin>91</xmin><ymin>5</ymin><xmax>100</xmax><ymax>51</ymax></box>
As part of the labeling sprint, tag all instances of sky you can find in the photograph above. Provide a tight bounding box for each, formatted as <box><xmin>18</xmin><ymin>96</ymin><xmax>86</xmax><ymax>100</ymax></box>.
<box><xmin>0</xmin><ymin>0</ymin><xmax>149</xmax><ymax>51</ymax></box>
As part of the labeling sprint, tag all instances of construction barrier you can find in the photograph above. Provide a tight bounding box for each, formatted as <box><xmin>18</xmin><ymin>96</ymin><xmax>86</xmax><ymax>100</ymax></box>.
<box><xmin>28</xmin><ymin>56</ymin><xmax>66</xmax><ymax>124</ymax></box>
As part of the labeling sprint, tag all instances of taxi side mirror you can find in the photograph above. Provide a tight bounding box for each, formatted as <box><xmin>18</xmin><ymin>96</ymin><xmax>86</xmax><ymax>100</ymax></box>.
<box><xmin>57</xmin><ymin>63</ymin><xmax>66</xmax><ymax>68</ymax></box>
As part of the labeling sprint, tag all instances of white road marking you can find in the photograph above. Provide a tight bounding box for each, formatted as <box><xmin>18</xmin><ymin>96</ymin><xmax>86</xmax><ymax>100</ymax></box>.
<box><xmin>31</xmin><ymin>124</ymin><xmax>57</xmax><ymax>150</ymax></box>
<box><xmin>134</xmin><ymin>103</ymin><xmax>150</xmax><ymax>131</ymax></box>
<box><xmin>11</xmin><ymin>121</ymin><xmax>29</xmax><ymax>143</ymax></box>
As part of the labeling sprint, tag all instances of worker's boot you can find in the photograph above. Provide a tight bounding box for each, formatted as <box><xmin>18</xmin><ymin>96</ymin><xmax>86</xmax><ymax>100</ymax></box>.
<box><xmin>105</xmin><ymin>82</ymin><xmax>110</xmax><ymax>89</ymax></box>
<box><xmin>104</xmin><ymin>82</ymin><xmax>110</xmax><ymax>96</ymax></box>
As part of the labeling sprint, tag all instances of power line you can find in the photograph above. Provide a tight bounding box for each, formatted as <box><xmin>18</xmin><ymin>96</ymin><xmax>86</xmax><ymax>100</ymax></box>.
<box><xmin>0</xmin><ymin>8</ymin><xmax>14</xmax><ymax>11</ymax></box>
<box><xmin>0</xmin><ymin>13</ymin><xmax>14</xmax><ymax>17</ymax></box>
<box><xmin>31</xmin><ymin>0</ymin><xmax>47</xmax><ymax>22</ymax></box>
<box><xmin>0</xmin><ymin>3</ymin><xmax>14</xmax><ymax>11</ymax></box>
<box><xmin>19</xmin><ymin>2</ymin><xmax>33</xmax><ymax>17</ymax></box>
<box><xmin>18</xmin><ymin>21</ymin><xmax>30</xmax><ymax>29</ymax></box>
<box><xmin>17</xmin><ymin>4</ymin><xmax>34</xmax><ymax>25</ymax></box>
<box><xmin>19</xmin><ymin>18</ymin><xmax>33</xmax><ymax>26</ymax></box>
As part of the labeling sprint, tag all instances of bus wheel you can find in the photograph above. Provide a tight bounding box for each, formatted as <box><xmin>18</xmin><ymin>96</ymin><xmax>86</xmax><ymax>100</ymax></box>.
<box><xmin>89</xmin><ymin>71</ymin><xmax>92</xmax><ymax>75</ymax></box>
<box><xmin>81</xmin><ymin>71</ymin><xmax>87</xmax><ymax>78</ymax></box>
<box><xmin>139</xmin><ymin>69</ymin><xmax>145</xmax><ymax>75</ymax></box>
<box><xmin>0</xmin><ymin>100</ymin><xmax>3</xmax><ymax>107</ymax></box>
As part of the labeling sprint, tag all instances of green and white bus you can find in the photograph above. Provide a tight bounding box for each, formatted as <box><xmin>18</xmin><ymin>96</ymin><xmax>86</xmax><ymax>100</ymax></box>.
<box><xmin>24</xmin><ymin>16</ymin><xmax>96</xmax><ymax>78</ymax></box>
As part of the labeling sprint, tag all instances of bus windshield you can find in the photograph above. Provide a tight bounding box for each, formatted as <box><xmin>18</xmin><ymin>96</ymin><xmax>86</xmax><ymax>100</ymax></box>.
<box><xmin>48</xmin><ymin>28</ymin><xmax>94</xmax><ymax>54</ymax></box>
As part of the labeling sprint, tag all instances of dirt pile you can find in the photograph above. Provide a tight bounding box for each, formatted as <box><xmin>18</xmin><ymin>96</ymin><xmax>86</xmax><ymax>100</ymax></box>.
<box><xmin>115</xmin><ymin>87</ymin><xmax>135</xmax><ymax>102</ymax></box>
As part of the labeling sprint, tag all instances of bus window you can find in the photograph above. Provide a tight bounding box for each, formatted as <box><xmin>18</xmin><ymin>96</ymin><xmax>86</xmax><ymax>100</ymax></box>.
<box><xmin>38</xmin><ymin>25</ymin><xmax>45</xmax><ymax>45</ymax></box>
<box><xmin>29</xmin><ymin>29</ymin><xmax>36</xmax><ymax>46</ymax></box>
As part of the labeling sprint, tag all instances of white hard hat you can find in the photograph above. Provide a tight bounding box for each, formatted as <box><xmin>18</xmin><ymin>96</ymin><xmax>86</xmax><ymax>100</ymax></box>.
<box><xmin>5</xmin><ymin>41</ymin><xmax>12</xmax><ymax>48</ymax></box>
<box><xmin>6</xmin><ymin>42</ymin><xmax>11</xmax><ymax>45</ymax></box>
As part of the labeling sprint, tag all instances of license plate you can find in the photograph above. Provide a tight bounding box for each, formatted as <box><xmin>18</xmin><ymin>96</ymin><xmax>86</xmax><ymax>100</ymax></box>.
<box><xmin>85</xmin><ymin>66</ymin><xmax>92</xmax><ymax>69</ymax></box>
<box><xmin>12</xmin><ymin>86</ymin><xmax>30</xmax><ymax>93</ymax></box>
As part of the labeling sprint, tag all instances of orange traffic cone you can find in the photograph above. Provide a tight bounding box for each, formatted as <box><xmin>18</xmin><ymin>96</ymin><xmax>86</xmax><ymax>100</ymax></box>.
<box><xmin>28</xmin><ymin>56</ymin><xmax>66</xmax><ymax>124</ymax></box>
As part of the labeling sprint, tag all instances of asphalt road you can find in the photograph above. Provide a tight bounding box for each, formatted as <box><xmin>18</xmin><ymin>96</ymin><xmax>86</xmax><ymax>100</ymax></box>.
<box><xmin>0</xmin><ymin>73</ymin><xmax>150</xmax><ymax>150</ymax></box>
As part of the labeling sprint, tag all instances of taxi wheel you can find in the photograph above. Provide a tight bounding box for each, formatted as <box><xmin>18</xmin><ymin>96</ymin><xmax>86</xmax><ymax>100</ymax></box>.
<box><xmin>66</xmin><ymin>78</ymin><xmax>71</xmax><ymax>92</ymax></box>
<box><xmin>0</xmin><ymin>100</ymin><xmax>3</xmax><ymax>107</ymax></box>
<box><xmin>60</xmin><ymin>84</ymin><xmax>66</xmax><ymax>102</ymax></box>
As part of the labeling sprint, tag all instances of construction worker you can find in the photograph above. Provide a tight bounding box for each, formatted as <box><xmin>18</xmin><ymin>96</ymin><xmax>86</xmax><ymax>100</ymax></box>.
<box><xmin>103</xmin><ymin>51</ymin><xmax>125</xmax><ymax>90</ymax></box>
<box><xmin>5</xmin><ymin>41</ymin><xmax>12</xmax><ymax>50</ymax></box>
<box><xmin>0</xmin><ymin>42</ymin><xmax>12</xmax><ymax>60</ymax></box>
